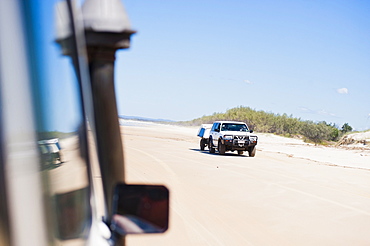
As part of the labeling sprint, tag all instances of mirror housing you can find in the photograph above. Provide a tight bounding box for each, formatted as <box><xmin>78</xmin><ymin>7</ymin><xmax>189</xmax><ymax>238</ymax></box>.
<box><xmin>111</xmin><ymin>184</ymin><xmax>169</xmax><ymax>235</ymax></box>
<box><xmin>250</xmin><ymin>130</ymin><xmax>254</xmax><ymax>133</ymax></box>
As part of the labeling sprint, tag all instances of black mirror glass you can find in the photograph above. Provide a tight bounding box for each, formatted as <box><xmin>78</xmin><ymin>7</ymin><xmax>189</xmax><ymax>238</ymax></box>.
<box><xmin>112</xmin><ymin>184</ymin><xmax>169</xmax><ymax>234</ymax></box>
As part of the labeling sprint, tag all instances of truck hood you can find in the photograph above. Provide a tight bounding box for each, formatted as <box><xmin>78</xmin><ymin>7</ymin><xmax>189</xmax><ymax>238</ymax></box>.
<box><xmin>220</xmin><ymin>131</ymin><xmax>257</xmax><ymax>137</ymax></box>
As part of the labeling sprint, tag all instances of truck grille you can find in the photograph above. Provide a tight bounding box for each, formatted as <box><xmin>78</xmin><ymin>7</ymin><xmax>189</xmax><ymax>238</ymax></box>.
<box><xmin>234</xmin><ymin>135</ymin><xmax>248</xmax><ymax>140</ymax></box>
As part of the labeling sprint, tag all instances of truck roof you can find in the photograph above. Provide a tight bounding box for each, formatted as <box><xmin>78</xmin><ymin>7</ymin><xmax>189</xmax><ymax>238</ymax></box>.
<box><xmin>213</xmin><ymin>121</ymin><xmax>246</xmax><ymax>124</ymax></box>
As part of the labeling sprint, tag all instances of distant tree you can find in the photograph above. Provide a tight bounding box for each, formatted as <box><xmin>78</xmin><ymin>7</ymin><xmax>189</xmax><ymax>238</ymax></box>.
<box><xmin>341</xmin><ymin>123</ymin><xmax>353</xmax><ymax>133</ymax></box>
<box><xmin>329</xmin><ymin>127</ymin><xmax>340</xmax><ymax>141</ymax></box>
<box><xmin>300</xmin><ymin>122</ymin><xmax>331</xmax><ymax>144</ymax></box>
<box><xmin>37</xmin><ymin>131</ymin><xmax>74</xmax><ymax>140</ymax></box>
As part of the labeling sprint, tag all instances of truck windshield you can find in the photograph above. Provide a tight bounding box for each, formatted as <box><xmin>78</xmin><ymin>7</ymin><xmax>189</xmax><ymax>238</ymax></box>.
<box><xmin>221</xmin><ymin>123</ymin><xmax>248</xmax><ymax>131</ymax></box>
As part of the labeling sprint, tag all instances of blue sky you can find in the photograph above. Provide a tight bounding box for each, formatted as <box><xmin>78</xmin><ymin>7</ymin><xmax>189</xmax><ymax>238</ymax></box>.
<box><xmin>115</xmin><ymin>0</ymin><xmax>370</xmax><ymax>130</ymax></box>
<box><xmin>30</xmin><ymin>0</ymin><xmax>83</xmax><ymax>132</ymax></box>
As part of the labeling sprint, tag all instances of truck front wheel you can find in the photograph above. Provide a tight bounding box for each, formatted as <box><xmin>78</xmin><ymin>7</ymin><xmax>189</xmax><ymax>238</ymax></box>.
<box><xmin>218</xmin><ymin>140</ymin><xmax>226</xmax><ymax>155</ymax></box>
<box><xmin>248</xmin><ymin>146</ymin><xmax>256</xmax><ymax>157</ymax></box>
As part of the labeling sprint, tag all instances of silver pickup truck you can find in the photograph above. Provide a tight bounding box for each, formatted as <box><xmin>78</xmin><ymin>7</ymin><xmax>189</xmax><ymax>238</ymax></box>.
<box><xmin>208</xmin><ymin>121</ymin><xmax>258</xmax><ymax>156</ymax></box>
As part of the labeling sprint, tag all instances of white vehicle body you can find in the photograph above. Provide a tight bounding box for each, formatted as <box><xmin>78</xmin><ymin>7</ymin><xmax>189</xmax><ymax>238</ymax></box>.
<box><xmin>0</xmin><ymin>1</ymin><xmax>168</xmax><ymax>245</ymax></box>
<box><xmin>208</xmin><ymin>121</ymin><xmax>258</xmax><ymax>156</ymax></box>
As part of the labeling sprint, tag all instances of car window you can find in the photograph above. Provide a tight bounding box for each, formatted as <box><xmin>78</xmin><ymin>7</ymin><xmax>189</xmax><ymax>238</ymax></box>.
<box><xmin>222</xmin><ymin>123</ymin><xmax>249</xmax><ymax>131</ymax></box>
<box><xmin>211</xmin><ymin>123</ymin><xmax>217</xmax><ymax>131</ymax></box>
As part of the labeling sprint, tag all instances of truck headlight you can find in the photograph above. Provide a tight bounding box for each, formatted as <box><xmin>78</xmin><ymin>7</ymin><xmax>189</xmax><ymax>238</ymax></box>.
<box><xmin>249</xmin><ymin>136</ymin><xmax>257</xmax><ymax>142</ymax></box>
<box><xmin>224</xmin><ymin>135</ymin><xmax>233</xmax><ymax>140</ymax></box>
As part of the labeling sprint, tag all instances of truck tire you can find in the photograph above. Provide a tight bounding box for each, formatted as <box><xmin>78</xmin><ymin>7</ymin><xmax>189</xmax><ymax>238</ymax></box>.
<box><xmin>200</xmin><ymin>139</ymin><xmax>206</xmax><ymax>151</ymax></box>
<box><xmin>209</xmin><ymin>138</ymin><xmax>215</xmax><ymax>153</ymax></box>
<box><xmin>218</xmin><ymin>140</ymin><xmax>226</xmax><ymax>155</ymax></box>
<box><xmin>237</xmin><ymin>150</ymin><xmax>244</xmax><ymax>155</ymax></box>
<box><xmin>248</xmin><ymin>146</ymin><xmax>256</xmax><ymax>157</ymax></box>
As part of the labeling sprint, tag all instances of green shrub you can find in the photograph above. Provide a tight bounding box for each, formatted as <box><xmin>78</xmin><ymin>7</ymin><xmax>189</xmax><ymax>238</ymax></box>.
<box><xmin>181</xmin><ymin>106</ymin><xmax>348</xmax><ymax>143</ymax></box>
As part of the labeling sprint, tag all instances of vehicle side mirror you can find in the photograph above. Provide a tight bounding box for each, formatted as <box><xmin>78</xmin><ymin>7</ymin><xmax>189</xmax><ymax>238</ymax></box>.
<box><xmin>250</xmin><ymin>130</ymin><xmax>254</xmax><ymax>133</ymax></box>
<box><xmin>111</xmin><ymin>184</ymin><xmax>169</xmax><ymax>235</ymax></box>
<box><xmin>215</xmin><ymin>129</ymin><xmax>220</xmax><ymax>132</ymax></box>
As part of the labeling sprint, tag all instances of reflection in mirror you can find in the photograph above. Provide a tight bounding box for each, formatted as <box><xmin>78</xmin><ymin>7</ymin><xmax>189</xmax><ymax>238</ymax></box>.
<box><xmin>24</xmin><ymin>0</ymin><xmax>92</xmax><ymax>243</ymax></box>
<box><xmin>38</xmin><ymin>138</ymin><xmax>64</xmax><ymax>169</ymax></box>
<box><xmin>112</xmin><ymin>184</ymin><xmax>169</xmax><ymax>234</ymax></box>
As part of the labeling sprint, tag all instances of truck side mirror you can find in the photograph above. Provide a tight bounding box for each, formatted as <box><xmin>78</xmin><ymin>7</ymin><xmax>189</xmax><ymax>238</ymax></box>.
<box><xmin>111</xmin><ymin>184</ymin><xmax>169</xmax><ymax>234</ymax></box>
<box><xmin>250</xmin><ymin>130</ymin><xmax>254</xmax><ymax>133</ymax></box>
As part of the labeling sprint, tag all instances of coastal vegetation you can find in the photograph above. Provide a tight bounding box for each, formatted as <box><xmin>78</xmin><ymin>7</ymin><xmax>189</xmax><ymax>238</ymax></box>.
<box><xmin>180</xmin><ymin>106</ymin><xmax>352</xmax><ymax>144</ymax></box>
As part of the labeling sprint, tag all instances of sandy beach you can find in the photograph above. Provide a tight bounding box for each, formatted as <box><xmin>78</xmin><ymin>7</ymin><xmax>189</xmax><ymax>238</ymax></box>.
<box><xmin>115</xmin><ymin>121</ymin><xmax>370</xmax><ymax>245</ymax></box>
